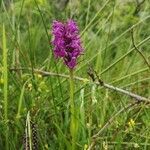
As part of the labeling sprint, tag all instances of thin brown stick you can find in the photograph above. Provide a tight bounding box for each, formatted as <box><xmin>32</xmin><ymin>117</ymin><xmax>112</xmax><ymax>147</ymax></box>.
<box><xmin>131</xmin><ymin>29</ymin><xmax>150</xmax><ymax>69</ymax></box>
<box><xmin>10</xmin><ymin>67</ymin><xmax>150</xmax><ymax>103</ymax></box>
<box><xmin>90</xmin><ymin>67</ymin><xmax>150</xmax><ymax>102</ymax></box>
<box><xmin>102</xmin><ymin>82</ymin><xmax>149</xmax><ymax>102</ymax></box>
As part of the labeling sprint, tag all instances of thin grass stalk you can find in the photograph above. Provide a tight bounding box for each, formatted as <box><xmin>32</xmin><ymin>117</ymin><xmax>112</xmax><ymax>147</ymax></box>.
<box><xmin>2</xmin><ymin>0</ymin><xmax>29</xmax><ymax>66</ymax></box>
<box><xmin>33</xmin><ymin>0</ymin><xmax>64</xmax><ymax>106</ymax></box>
<box><xmin>87</xmin><ymin>102</ymin><xmax>139</xmax><ymax>150</ymax></box>
<box><xmin>15</xmin><ymin>79</ymin><xmax>30</xmax><ymax>145</ymax></box>
<box><xmin>100</xmin><ymin>36</ymin><xmax>150</xmax><ymax>75</ymax></box>
<box><xmin>80</xmin><ymin>0</ymin><xmax>110</xmax><ymax>36</ymax></box>
<box><xmin>27</xmin><ymin>112</ymin><xmax>32</xmax><ymax>150</ymax></box>
<box><xmin>16</xmin><ymin>79</ymin><xmax>31</xmax><ymax>119</ymax></box>
<box><xmin>76</xmin><ymin>20</ymin><xmax>150</xmax><ymax>73</ymax></box>
<box><xmin>110</xmin><ymin>67</ymin><xmax>149</xmax><ymax>84</ymax></box>
<box><xmin>3</xmin><ymin>24</ymin><xmax>9</xmax><ymax>150</ymax></box>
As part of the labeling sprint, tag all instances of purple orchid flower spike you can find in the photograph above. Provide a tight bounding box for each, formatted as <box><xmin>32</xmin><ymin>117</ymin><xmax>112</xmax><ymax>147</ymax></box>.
<box><xmin>52</xmin><ymin>20</ymin><xmax>83</xmax><ymax>69</ymax></box>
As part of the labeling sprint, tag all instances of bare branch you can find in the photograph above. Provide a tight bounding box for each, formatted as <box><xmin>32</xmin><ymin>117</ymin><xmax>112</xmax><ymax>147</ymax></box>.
<box><xmin>10</xmin><ymin>67</ymin><xmax>150</xmax><ymax>103</ymax></box>
<box><xmin>88</xmin><ymin>67</ymin><xmax>150</xmax><ymax>103</ymax></box>
<box><xmin>131</xmin><ymin>29</ymin><xmax>150</xmax><ymax>69</ymax></box>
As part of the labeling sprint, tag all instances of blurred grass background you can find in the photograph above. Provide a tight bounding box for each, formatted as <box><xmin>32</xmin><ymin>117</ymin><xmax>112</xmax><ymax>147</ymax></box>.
<box><xmin>0</xmin><ymin>0</ymin><xmax>150</xmax><ymax>149</ymax></box>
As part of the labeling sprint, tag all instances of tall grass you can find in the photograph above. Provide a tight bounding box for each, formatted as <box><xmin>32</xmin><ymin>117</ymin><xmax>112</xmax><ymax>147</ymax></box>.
<box><xmin>2</xmin><ymin>24</ymin><xmax>8</xmax><ymax>150</ymax></box>
<box><xmin>0</xmin><ymin>0</ymin><xmax>150</xmax><ymax>149</ymax></box>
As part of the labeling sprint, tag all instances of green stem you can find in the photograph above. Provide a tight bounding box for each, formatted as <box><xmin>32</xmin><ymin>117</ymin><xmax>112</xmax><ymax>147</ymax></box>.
<box><xmin>69</xmin><ymin>69</ymin><xmax>76</xmax><ymax>150</ymax></box>
<box><xmin>3</xmin><ymin>24</ymin><xmax>8</xmax><ymax>150</ymax></box>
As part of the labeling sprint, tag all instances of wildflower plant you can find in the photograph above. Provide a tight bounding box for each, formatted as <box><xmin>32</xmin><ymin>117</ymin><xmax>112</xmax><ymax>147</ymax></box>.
<box><xmin>128</xmin><ymin>118</ymin><xmax>135</xmax><ymax>129</ymax></box>
<box><xmin>52</xmin><ymin>19</ymin><xmax>83</xmax><ymax>149</ymax></box>
<box><xmin>52</xmin><ymin>20</ymin><xmax>83</xmax><ymax>69</ymax></box>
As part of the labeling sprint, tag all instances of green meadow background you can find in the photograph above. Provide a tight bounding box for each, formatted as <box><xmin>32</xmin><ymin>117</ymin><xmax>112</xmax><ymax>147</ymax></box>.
<box><xmin>0</xmin><ymin>0</ymin><xmax>150</xmax><ymax>149</ymax></box>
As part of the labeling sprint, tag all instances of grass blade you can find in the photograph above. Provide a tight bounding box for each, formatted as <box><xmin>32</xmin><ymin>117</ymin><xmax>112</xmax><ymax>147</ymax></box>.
<box><xmin>3</xmin><ymin>24</ymin><xmax>9</xmax><ymax>150</ymax></box>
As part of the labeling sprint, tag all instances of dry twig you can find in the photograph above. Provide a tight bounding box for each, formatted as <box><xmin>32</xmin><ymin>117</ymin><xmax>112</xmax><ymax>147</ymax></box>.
<box><xmin>131</xmin><ymin>29</ymin><xmax>150</xmax><ymax>69</ymax></box>
<box><xmin>10</xmin><ymin>67</ymin><xmax>150</xmax><ymax>103</ymax></box>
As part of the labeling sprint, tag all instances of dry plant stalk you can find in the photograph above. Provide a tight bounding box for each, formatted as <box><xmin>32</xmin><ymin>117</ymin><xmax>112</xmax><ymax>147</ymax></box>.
<box><xmin>131</xmin><ymin>29</ymin><xmax>150</xmax><ymax>69</ymax></box>
<box><xmin>23</xmin><ymin>112</ymin><xmax>38</xmax><ymax>150</ymax></box>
